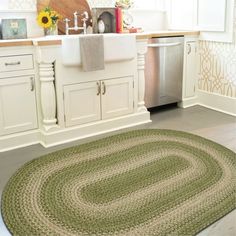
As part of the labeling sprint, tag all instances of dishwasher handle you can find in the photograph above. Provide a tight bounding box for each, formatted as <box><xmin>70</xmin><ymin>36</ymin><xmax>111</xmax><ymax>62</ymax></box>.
<box><xmin>148</xmin><ymin>42</ymin><xmax>182</xmax><ymax>48</ymax></box>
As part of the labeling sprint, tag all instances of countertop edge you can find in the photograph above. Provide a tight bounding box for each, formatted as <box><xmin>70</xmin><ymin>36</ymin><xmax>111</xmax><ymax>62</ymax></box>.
<box><xmin>136</xmin><ymin>31</ymin><xmax>200</xmax><ymax>39</ymax></box>
<box><xmin>0</xmin><ymin>31</ymin><xmax>200</xmax><ymax>47</ymax></box>
<box><xmin>0</xmin><ymin>40</ymin><xmax>33</xmax><ymax>47</ymax></box>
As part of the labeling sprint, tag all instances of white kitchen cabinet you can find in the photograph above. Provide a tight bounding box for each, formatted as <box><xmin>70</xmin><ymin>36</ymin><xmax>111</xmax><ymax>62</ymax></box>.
<box><xmin>63</xmin><ymin>77</ymin><xmax>134</xmax><ymax>127</ymax></box>
<box><xmin>197</xmin><ymin>0</ymin><xmax>226</xmax><ymax>32</ymax></box>
<box><xmin>167</xmin><ymin>0</ymin><xmax>234</xmax><ymax>42</ymax></box>
<box><xmin>0</xmin><ymin>76</ymin><xmax>38</xmax><ymax>135</ymax></box>
<box><xmin>167</xmin><ymin>0</ymin><xmax>196</xmax><ymax>30</ymax></box>
<box><xmin>102</xmin><ymin>77</ymin><xmax>134</xmax><ymax>120</ymax></box>
<box><xmin>182</xmin><ymin>40</ymin><xmax>197</xmax><ymax>100</ymax></box>
<box><xmin>63</xmin><ymin>81</ymin><xmax>101</xmax><ymax>127</ymax></box>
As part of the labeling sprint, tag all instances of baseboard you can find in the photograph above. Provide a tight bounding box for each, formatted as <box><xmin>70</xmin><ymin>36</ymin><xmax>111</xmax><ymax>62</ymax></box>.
<box><xmin>0</xmin><ymin>130</ymin><xmax>40</xmax><ymax>152</ymax></box>
<box><xmin>40</xmin><ymin>112</ymin><xmax>151</xmax><ymax>148</ymax></box>
<box><xmin>197</xmin><ymin>90</ymin><xmax>236</xmax><ymax>117</ymax></box>
<box><xmin>178</xmin><ymin>96</ymin><xmax>199</xmax><ymax>108</ymax></box>
<box><xmin>0</xmin><ymin>112</ymin><xmax>151</xmax><ymax>152</ymax></box>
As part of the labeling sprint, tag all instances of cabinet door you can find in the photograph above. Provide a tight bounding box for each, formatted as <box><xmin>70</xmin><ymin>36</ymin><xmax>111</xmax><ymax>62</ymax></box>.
<box><xmin>184</xmin><ymin>42</ymin><xmax>197</xmax><ymax>98</ymax></box>
<box><xmin>0</xmin><ymin>76</ymin><xmax>38</xmax><ymax>135</ymax></box>
<box><xmin>101</xmin><ymin>77</ymin><xmax>134</xmax><ymax>120</ymax></box>
<box><xmin>167</xmin><ymin>0</ymin><xmax>196</xmax><ymax>30</ymax></box>
<box><xmin>197</xmin><ymin>0</ymin><xmax>226</xmax><ymax>31</ymax></box>
<box><xmin>64</xmin><ymin>82</ymin><xmax>101</xmax><ymax>127</ymax></box>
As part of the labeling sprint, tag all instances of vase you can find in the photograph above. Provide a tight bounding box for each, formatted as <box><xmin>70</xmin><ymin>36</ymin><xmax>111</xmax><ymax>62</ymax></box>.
<box><xmin>98</xmin><ymin>19</ymin><xmax>105</xmax><ymax>34</ymax></box>
<box><xmin>44</xmin><ymin>25</ymin><xmax>58</xmax><ymax>36</ymax></box>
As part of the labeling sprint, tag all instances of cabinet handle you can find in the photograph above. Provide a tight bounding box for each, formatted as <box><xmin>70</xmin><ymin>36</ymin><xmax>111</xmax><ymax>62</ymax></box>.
<box><xmin>187</xmin><ymin>44</ymin><xmax>191</xmax><ymax>55</ymax></box>
<box><xmin>96</xmin><ymin>82</ymin><xmax>101</xmax><ymax>96</ymax></box>
<box><xmin>5</xmin><ymin>61</ymin><xmax>21</xmax><ymax>66</ymax></box>
<box><xmin>102</xmin><ymin>82</ymin><xmax>106</xmax><ymax>95</ymax></box>
<box><xmin>30</xmin><ymin>77</ymin><xmax>35</xmax><ymax>91</ymax></box>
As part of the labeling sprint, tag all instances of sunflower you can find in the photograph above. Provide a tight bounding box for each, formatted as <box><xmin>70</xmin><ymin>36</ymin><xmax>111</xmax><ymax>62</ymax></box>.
<box><xmin>37</xmin><ymin>11</ymin><xmax>52</xmax><ymax>28</ymax></box>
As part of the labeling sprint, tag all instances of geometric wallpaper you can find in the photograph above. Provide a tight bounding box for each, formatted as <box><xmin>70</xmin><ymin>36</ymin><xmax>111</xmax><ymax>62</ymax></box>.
<box><xmin>198</xmin><ymin>41</ymin><xmax>236</xmax><ymax>98</ymax></box>
<box><xmin>9</xmin><ymin>0</ymin><xmax>36</xmax><ymax>9</ymax></box>
<box><xmin>198</xmin><ymin>2</ymin><xmax>236</xmax><ymax>98</ymax></box>
<box><xmin>87</xmin><ymin>0</ymin><xmax>115</xmax><ymax>7</ymax></box>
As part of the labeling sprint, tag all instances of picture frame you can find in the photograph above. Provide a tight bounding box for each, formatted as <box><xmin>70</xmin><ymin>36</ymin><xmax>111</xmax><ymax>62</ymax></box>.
<box><xmin>1</xmin><ymin>19</ymin><xmax>27</xmax><ymax>40</ymax></box>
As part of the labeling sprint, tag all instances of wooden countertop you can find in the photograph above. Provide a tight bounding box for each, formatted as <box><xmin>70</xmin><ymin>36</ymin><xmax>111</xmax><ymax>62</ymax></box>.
<box><xmin>135</xmin><ymin>30</ymin><xmax>200</xmax><ymax>39</ymax></box>
<box><xmin>0</xmin><ymin>31</ymin><xmax>200</xmax><ymax>47</ymax></box>
<box><xmin>0</xmin><ymin>39</ymin><xmax>33</xmax><ymax>47</ymax></box>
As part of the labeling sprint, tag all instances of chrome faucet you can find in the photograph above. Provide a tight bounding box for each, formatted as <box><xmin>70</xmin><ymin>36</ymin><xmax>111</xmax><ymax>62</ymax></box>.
<box><xmin>73</xmin><ymin>11</ymin><xmax>79</xmax><ymax>30</ymax></box>
<box><xmin>64</xmin><ymin>11</ymin><xmax>89</xmax><ymax>35</ymax></box>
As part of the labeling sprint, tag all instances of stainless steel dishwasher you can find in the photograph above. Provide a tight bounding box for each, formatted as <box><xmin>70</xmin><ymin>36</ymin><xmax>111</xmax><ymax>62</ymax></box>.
<box><xmin>144</xmin><ymin>36</ymin><xmax>184</xmax><ymax>108</ymax></box>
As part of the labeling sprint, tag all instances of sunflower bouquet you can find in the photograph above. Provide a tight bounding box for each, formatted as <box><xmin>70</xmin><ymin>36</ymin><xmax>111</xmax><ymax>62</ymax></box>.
<box><xmin>37</xmin><ymin>7</ymin><xmax>61</xmax><ymax>34</ymax></box>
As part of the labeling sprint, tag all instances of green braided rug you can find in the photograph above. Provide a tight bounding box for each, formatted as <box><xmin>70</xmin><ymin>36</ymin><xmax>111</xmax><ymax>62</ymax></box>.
<box><xmin>1</xmin><ymin>130</ymin><xmax>236</xmax><ymax>236</ymax></box>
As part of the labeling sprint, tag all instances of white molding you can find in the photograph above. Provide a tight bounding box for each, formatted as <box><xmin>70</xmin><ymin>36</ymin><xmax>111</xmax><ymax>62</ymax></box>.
<box><xmin>0</xmin><ymin>130</ymin><xmax>39</xmax><ymax>152</ymax></box>
<box><xmin>178</xmin><ymin>96</ymin><xmax>199</xmax><ymax>108</ymax></box>
<box><xmin>136</xmin><ymin>39</ymin><xmax>148</xmax><ymax>112</ymax></box>
<box><xmin>0</xmin><ymin>112</ymin><xmax>151</xmax><ymax>152</ymax></box>
<box><xmin>197</xmin><ymin>90</ymin><xmax>236</xmax><ymax>117</ymax></box>
<box><xmin>39</xmin><ymin>112</ymin><xmax>151</xmax><ymax>148</ymax></box>
<box><xmin>180</xmin><ymin>90</ymin><xmax>236</xmax><ymax>116</ymax></box>
<box><xmin>38</xmin><ymin>62</ymin><xmax>58</xmax><ymax>131</ymax></box>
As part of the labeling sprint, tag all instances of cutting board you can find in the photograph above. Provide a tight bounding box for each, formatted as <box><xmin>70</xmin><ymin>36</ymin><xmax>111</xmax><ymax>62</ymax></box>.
<box><xmin>37</xmin><ymin>0</ymin><xmax>92</xmax><ymax>34</ymax></box>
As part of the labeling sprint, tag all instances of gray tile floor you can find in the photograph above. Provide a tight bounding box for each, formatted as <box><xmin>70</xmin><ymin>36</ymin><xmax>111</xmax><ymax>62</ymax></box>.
<box><xmin>0</xmin><ymin>105</ymin><xmax>235</xmax><ymax>236</ymax></box>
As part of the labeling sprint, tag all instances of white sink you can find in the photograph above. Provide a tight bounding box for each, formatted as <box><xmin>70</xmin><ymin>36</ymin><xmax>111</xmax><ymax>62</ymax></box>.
<box><xmin>61</xmin><ymin>34</ymin><xmax>136</xmax><ymax>66</ymax></box>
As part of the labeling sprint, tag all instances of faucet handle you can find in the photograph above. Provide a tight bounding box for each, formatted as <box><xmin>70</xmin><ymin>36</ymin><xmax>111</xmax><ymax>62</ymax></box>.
<box><xmin>64</xmin><ymin>18</ymin><xmax>70</xmax><ymax>35</ymax></box>
<box><xmin>74</xmin><ymin>11</ymin><xmax>79</xmax><ymax>16</ymax></box>
<box><xmin>63</xmin><ymin>18</ymin><xmax>70</xmax><ymax>23</ymax></box>
<box><xmin>82</xmin><ymin>11</ymin><xmax>89</xmax><ymax>20</ymax></box>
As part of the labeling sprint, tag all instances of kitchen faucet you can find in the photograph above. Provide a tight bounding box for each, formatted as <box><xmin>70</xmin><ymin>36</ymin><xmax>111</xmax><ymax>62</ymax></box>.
<box><xmin>64</xmin><ymin>11</ymin><xmax>89</xmax><ymax>35</ymax></box>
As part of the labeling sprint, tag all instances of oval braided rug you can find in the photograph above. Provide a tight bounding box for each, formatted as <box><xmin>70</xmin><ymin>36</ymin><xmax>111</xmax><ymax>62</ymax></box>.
<box><xmin>1</xmin><ymin>129</ymin><xmax>236</xmax><ymax>236</ymax></box>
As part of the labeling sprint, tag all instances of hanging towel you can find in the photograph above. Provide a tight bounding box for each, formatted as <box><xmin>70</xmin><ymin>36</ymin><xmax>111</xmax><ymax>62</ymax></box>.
<box><xmin>80</xmin><ymin>35</ymin><xmax>105</xmax><ymax>72</ymax></box>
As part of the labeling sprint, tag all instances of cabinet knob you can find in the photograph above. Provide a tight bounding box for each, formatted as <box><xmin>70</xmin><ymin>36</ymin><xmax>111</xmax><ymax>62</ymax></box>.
<box><xmin>5</xmin><ymin>61</ymin><xmax>21</xmax><ymax>66</ymax></box>
<box><xmin>96</xmin><ymin>82</ymin><xmax>101</xmax><ymax>96</ymax></box>
<box><xmin>187</xmin><ymin>44</ymin><xmax>192</xmax><ymax>55</ymax></box>
<box><xmin>30</xmin><ymin>77</ymin><xmax>35</xmax><ymax>91</ymax></box>
<box><xmin>102</xmin><ymin>82</ymin><xmax>106</xmax><ymax>95</ymax></box>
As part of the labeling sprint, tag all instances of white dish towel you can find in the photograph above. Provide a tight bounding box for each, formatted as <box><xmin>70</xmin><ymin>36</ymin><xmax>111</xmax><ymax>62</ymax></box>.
<box><xmin>80</xmin><ymin>35</ymin><xmax>105</xmax><ymax>72</ymax></box>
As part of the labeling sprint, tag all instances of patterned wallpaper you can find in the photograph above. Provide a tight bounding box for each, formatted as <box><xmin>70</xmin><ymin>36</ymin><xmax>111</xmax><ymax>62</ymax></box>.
<box><xmin>87</xmin><ymin>0</ymin><xmax>115</xmax><ymax>7</ymax></box>
<box><xmin>198</xmin><ymin>3</ymin><xmax>236</xmax><ymax>98</ymax></box>
<box><xmin>8</xmin><ymin>0</ymin><xmax>115</xmax><ymax>9</ymax></box>
<box><xmin>9</xmin><ymin>0</ymin><xmax>36</xmax><ymax>9</ymax></box>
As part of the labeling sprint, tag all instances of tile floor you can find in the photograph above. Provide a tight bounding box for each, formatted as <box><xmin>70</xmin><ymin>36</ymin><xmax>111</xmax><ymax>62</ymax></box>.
<box><xmin>0</xmin><ymin>105</ymin><xmax>235</xmax><ymax>236</ymax></box>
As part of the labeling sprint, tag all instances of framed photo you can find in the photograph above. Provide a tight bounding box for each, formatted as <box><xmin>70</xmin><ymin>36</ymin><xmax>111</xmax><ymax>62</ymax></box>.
<box><xmin>1</xmin><ymin>19</ymin><xmax>27</xmax><ymax>40</ymax></box>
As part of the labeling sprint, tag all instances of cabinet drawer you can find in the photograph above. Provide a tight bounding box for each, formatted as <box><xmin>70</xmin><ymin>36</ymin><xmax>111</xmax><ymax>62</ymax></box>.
<box><xmin>0</xmin><ymin>54</ymin><xmax>34</xmax><ymax>72</ymax></box>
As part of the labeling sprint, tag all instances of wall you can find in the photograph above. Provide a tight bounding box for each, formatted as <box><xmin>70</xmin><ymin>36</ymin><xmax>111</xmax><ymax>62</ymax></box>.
<box><xmin>0</xmin><ymin>0</ymin><xmax>42</xmax><ymax>38</ymax></box>
<box><xmin>0</xmin><ymin>0</ymin><xmax>116</xmax><ymax>38</ymax></box>
<box><xmin>129</xmin><ymin>10</ymin><xmax>167</xmax><ymax>31</ymax></box>
<box><xmin>1</xmin><ymin>0</ymin><xmax>115</xmax><ymax>10</ymax></box>
<box><xmin>198</xmin><ymin>1</ymin><xmax>236</xmax><ymax>98</ymax></box>
<box><xmin>0</xmin><ymin>0</ymin><xmax>167</xmax><ymax>36</ymax></box>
